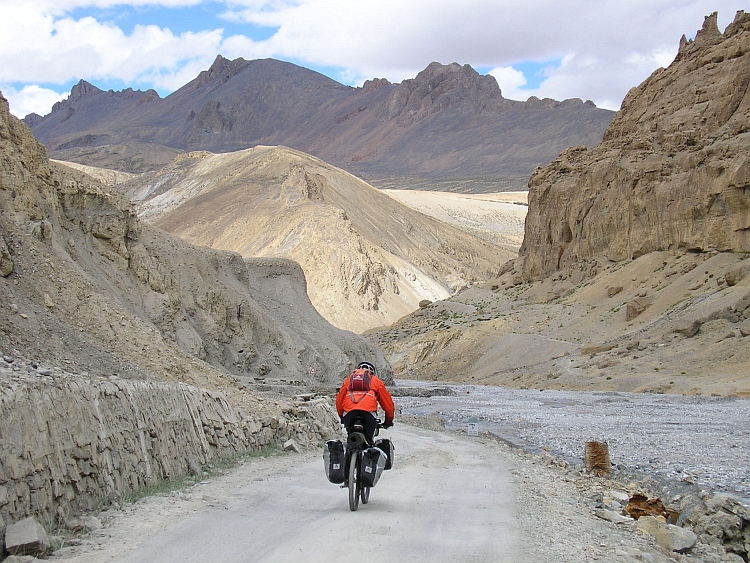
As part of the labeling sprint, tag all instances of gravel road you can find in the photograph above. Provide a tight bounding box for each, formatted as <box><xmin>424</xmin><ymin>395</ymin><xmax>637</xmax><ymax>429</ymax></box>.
<box><xmin>50</xmin><ymin>425</ymin><xmax>529</xmax><ymax>563</ymax></box>
<box><xmin>395</xmin><ymin>380</ymin><xmax>750</xmax><ymax>502</ymax></box>
<box><xmin>45</xmin><ymin>383</ymin><xmax>750</xmax><ymax>563</ymax></box>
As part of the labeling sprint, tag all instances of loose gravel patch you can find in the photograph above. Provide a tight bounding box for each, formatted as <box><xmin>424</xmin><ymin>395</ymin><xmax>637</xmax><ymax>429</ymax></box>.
<box><xmin>395</xmin><ymin>380</ymin><xmax>750</xmax><ymax>502</ymax></box>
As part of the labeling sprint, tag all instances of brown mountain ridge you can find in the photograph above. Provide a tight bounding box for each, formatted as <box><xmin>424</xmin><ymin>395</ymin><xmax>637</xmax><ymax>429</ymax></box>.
<box><xmin>25</xmin><ymin>58</ymin><xmax>614</xmax><ymax>183</ymax></box>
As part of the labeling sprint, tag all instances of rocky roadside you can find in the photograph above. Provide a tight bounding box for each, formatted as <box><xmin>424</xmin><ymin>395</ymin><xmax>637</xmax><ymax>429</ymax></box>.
<box><xmin>396</xmin><ymin>383</ymin><xmax>750</xmax><ymax>562</ymax></box>
<box><xmin>1</xmin><ymin>415</ymin><xmax>747</xmax><ymax>562</ymax></box>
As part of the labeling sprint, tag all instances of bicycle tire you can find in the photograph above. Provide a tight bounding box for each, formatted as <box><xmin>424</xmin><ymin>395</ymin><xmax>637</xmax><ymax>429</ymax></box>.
<box><xmin>361</xmin><ymin>485</ymin><xmax>370</xmax><ymax>504</ymax></box>
<box><xmin>348</xmin><ymin>451</ymin><xmax>359</xmax><ymax>511</ymax></box>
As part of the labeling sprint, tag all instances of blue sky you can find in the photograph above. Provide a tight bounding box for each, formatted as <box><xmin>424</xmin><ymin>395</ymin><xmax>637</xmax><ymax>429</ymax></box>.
<box><xmin>1</xmin><ymin>1</ymin><xmax>746</xmax><ymax>118</ymax></box>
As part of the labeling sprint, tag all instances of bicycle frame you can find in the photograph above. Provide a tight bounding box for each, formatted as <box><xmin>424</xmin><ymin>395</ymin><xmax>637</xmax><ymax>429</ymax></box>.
<box><xmin>343</xmin><ymin>417</ymin><xmax>380</xmax><ymax>511</ymax></box>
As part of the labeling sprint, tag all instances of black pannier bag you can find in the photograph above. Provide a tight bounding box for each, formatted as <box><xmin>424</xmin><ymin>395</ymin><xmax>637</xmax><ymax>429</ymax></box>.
<box><xmin>324</xmin><ymin>440</ymin><xmax>346</xmax><ymax>484</ymax></box>
<box><xmin>360</xmin><ymin>447</ymin><xmax>387</xmax><ymax>487</ymax></box>
<box><xmin>374</xmin><ymin>438</ymin><xmax>395</xmax><ymax>470</ymax></box>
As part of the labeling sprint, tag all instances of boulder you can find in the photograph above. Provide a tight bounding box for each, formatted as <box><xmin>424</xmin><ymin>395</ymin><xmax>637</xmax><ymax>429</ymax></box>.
<box><xmin>4</xmin><ymin>517</ymin><xmax>51</xmax><ymax>556</ymax></box>
<box><xmin>626</xmin><ymin>493</ymin><xmax>667</xmax><ymax>520</ymax></box>
<box><xmin>635</xmin><ymin>515</ymin><xmax>667</xmax><ymax>536</ymax></box>
<box><xmin>608</xmin><ymin>286</ymin><xmax>623</xmax><ymax>297</ymax></box>
<box><xmin>0</xmin><ymin>237</ymin><xmax>12</xmax><ymax>277</ymax></box>
<box><xmin>674</xmin><ymin>320</ymin><xmax>702</xmax><ymax>338</ymax></box>
<box><xmin>678</xmin><ymin>493</ymin><xmax>750</xmax><ymax>559</ymax></box>
<box><xmin>725</xmin><ymin>263</ymin><xmax>750</xmax><ymax>287</ymax></box>
<box><xmin>655</xmin><ymin>524</ymin><xmax>697</xmax><ymax>553</ymax></box>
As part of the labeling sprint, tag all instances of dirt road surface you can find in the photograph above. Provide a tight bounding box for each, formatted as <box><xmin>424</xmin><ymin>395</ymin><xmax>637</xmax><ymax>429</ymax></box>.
<box><xmin>51</xmin><ymin>425</ymin><xmax>528</xmax><ymax>563</ymax></box>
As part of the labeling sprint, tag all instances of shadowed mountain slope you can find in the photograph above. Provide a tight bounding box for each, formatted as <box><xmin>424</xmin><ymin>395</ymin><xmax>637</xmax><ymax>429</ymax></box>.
<box><xmin>121</xmin><ymin>145</ymin><xmax>513</xmax><ymax>332</ymax></box>
<box><xmin>26</xmin><ymin>58</ymin><xmax>614</xmax><ymax>181</ymax></box>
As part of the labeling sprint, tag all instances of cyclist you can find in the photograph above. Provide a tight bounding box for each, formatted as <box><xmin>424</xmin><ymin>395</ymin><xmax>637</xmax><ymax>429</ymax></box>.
<box><xmin>336</xmin><ymin>361</ymin><xmax>394</xmax><ymax>444</ymax></box>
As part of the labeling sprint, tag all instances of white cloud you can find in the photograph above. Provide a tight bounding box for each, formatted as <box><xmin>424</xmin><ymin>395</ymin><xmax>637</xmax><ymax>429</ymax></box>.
<box><xmin>1</xmin><ymin>0</ymin><xmax>747</xmax><ymax>116</ymax></box>
<box><xmin>0</xmin><ymin>85</ymin><xmax>67</xmax><ymax>118</ymax></box>
<box><xmin>488</xmin><ymin>66</ymin><xmax>528</xmax><ymax>101</ymax></box>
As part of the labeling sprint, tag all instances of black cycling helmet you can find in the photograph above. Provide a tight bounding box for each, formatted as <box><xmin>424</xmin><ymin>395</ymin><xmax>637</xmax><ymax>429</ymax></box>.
<box><xmin>357</xmin><ymin>361</ymin><xmax>376</xmax><ymax>374</ymax></box>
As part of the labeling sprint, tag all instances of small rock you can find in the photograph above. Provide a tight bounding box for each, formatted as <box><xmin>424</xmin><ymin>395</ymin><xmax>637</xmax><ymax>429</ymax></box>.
<box><xmin>82</xmin><ymin>516</ymin><xmax>102</xmax><ymax>532</ymax></box>
<box><xmin>418</xmin><ymin>299</ymin><xmax>432</xmax><ymax>308</ymax></box>
<box><xmin>654</xmin><ymin>524</ymin><xmax>697</xmax><ymax>553</ymax></box>
<box><xmin>65</xmin><ymin>517</ymin><xmax>84</xmax><ymax>532</ymax></box>
<box><xmin>635</xmin><ymin>515</ymin><xmax>666</xmax><ymax>536</ymax></box>
<box><xmin>5</xmin><ymin>517</ymin><xmax>52</xmax><ymax>556</ymax></box>
<box><xmin>283</xmin><ymin>439</ymin><xmax>301</xmax><ymax>453</ymax></box>
<box><xmin>606</xmin><ymin>490</ymin><xmax>631</xmax><ymax>503</ymax></box>
<box><xmin>626</xmin><ymin>299</ymin><xmax>647</xmax><ymax>321</ymax></box>
<box><xmin>3</xmin><ymin>556</ymin><xmax>39</xmax><ymax>563</ymax></box>
<box><xmin>734</xmin><ymin>291</ymin><xmax>750</xmax><ymax>314</ymax></box>
<box><xmin>43</xmin><ymin>294</ymin><xmax>54</xmax><ymax>308</ymax></box>
<box><xmin>581</xmin><ymin>344</ymin><xmax>616</xmax><ymax>355</ymax></box>
<box><xmin>608</xmin><ymin>286</ymin><xmax>623</xmax><ymax>297</ymax></box>
<box><xmin>595</xmin><ymin>508</ymin><xmax>633</xmax><ymax>523</ymax></box>
<box><xmin>674</xmin><ymin>320</ymin><xmax>702</xmax><ymax>338</ymax></box>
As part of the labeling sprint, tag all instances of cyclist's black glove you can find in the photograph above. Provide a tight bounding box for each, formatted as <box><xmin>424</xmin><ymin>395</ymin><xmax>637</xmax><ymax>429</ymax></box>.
<box><xmin>383</xmin><ymin>419</ymin><xmax>393</xmax><ymax>429</ymax></box>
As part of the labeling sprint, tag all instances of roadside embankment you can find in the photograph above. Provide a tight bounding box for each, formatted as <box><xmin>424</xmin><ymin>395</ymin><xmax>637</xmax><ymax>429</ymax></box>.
<box><xmin>0</xmin><ymin>358</ymin><xmax>340</xmax><ymax>533</ymax></box>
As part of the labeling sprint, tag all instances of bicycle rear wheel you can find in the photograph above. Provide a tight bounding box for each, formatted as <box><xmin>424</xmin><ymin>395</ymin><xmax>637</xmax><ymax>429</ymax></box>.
<box><xmin>361</xmin><ymin>485</ymin><xmax>370</xmax><ymax>504</ymax></box>
<box><xmin>348</xmin><ymin>451</ymin><xmax>359</xmax><ymax>511</ymax></box>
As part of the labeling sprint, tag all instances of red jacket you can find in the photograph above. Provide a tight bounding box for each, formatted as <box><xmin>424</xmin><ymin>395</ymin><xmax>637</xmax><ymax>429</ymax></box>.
<box><xmin>336</xmin><ymin>371</ymin><xmax>395</xmax><ymax>424</ymax></box>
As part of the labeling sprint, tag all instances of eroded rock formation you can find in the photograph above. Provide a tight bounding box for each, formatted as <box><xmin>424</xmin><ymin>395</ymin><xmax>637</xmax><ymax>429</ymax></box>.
<box><xmin>0</xmin><ymin>94</ymin><xmax>386</xmax><ymax>385</ymax></box>
<box><xmin>519</xmin><ymin>11</ymin><xmax>750</xmax><ymax>281</ymax></box>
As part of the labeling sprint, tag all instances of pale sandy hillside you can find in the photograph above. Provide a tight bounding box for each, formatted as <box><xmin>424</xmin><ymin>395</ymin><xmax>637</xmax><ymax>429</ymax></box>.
<box><xmin>381</xmin><ymin>189</ymin><xmax>527</xmax><ymax>252</ymax></box>
<box><xmin>121</xmin><ymin>146</ymin><xmax>513</xmax><ymax>333</ymax></box>
<box><xmin>368</xmin><ymin>250</ymin><xmax>750</xmax><ymax>396</ymax></box>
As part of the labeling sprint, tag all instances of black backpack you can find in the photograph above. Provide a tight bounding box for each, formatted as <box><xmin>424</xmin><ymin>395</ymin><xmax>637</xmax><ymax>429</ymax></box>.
<box><xmin>323</xmin><ymin>440</ymin><xmax>346</xmax><ymax>484</ymax></box>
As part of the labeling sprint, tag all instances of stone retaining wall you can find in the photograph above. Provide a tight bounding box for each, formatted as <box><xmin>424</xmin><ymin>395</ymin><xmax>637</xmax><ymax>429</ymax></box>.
<box><xmin>0</xmin><ymin>373</ymin><xmax>340</xmax><ymax>528</ymax></box>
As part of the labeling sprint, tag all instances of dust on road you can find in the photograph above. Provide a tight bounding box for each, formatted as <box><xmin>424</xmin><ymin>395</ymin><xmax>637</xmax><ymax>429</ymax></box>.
<box><xmin>50</xmin><ymin>425</ymin><xmax>525</xmax><ymax>563</ymax></box>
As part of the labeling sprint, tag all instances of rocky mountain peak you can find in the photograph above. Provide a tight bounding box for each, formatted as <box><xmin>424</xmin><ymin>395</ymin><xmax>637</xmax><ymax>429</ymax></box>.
<box><xmin>70</xmin><ymin>79</ymin><xmax>102</xmax><ymax>99</ymax></box>
<box><xmin>382</xmin><ymin>61</ymin><xmax>509</xmax><ymax>123</ymax></box>
<box><xmin>48</xmin><ymin>80</ymin><xmax>102</xmax><ymax>114</ymax></box>
<box><xmin>519</xmin><ymin>10</ymin><xmax>750</xmax><ymax>281</ymax></box>
<box><xmin>189</xmin><ymin>54</ymin><xmax>251</xmax><ymax>91</ymax></box>
<box><xmin>361</xmin><ymin>77</ymin><xmax>391</xmax><ymax>93</ymax></box>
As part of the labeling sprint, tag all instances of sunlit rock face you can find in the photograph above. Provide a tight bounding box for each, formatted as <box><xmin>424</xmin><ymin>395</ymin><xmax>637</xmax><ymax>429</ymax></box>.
<box><xmin>520</xmin><ymin>11</ymin><xmax>750</xmax><ymax>282</ymax></box>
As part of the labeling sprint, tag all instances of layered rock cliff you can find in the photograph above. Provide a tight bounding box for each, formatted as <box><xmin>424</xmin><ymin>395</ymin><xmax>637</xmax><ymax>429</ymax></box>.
<box><xmin>519</xmin><ymin>11</ymin><xmax>750</xmax><ymax>281</ymax></box>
